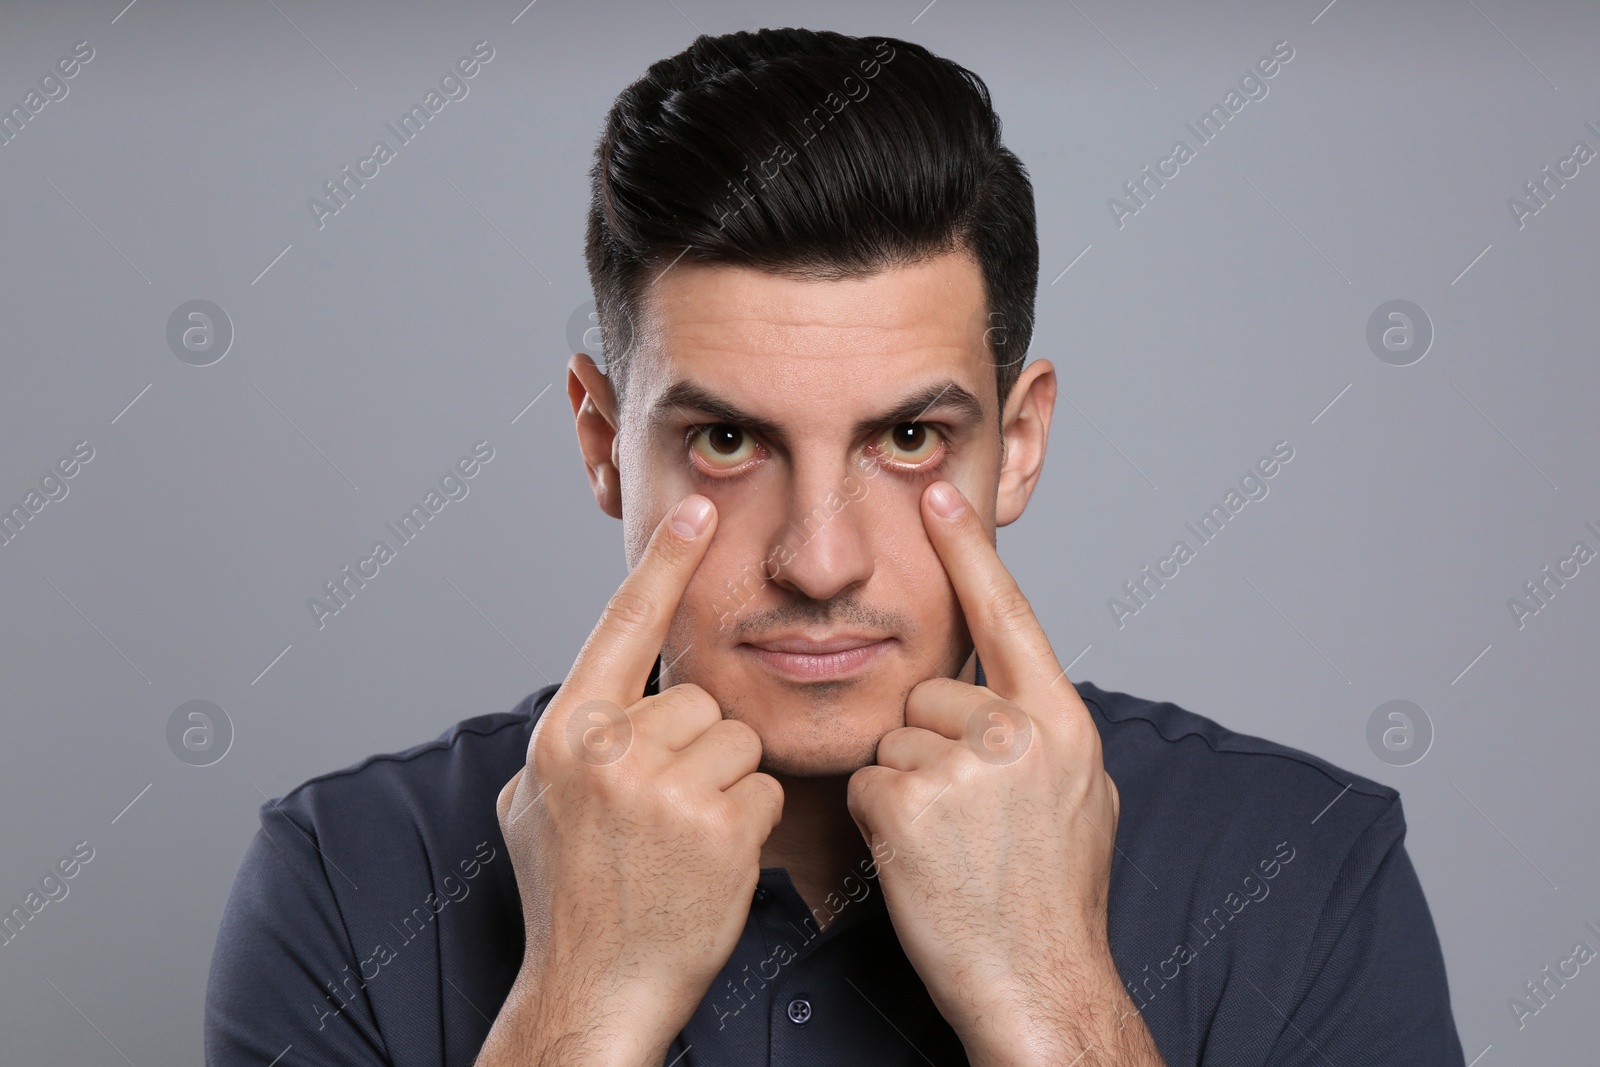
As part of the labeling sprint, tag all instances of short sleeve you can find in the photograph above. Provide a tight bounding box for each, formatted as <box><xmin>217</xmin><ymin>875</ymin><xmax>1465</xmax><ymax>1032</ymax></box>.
<box><xmin>205</xmin><ymin>809</ymin><xmax>391</xmax><ymax>1066</ymax></box>
<box><xmin>1264</xmin><ymin>799</ymin><xmax>1464</xmax><ymax>1066</ymax></box>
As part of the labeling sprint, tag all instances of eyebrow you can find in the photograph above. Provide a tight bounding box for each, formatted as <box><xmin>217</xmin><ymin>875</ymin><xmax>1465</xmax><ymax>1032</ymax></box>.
<box><xmin>870</xmin><ymin>379</ymin><xmax>988</xmax><ymax>431</ymax></box>
<box><xmin>647</xmin><ymin>378</ymin><xmax>987</xmax><ymax>443</ymax></box>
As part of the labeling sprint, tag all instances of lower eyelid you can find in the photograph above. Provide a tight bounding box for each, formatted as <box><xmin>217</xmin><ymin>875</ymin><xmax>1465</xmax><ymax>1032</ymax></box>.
<box><xmin>690</xmin><ymin>454</ymin><xmax>752</xmax><ymax>476</ymax></box>
<box><xmin>689</xmin><ymin>447</ymin><xmax>762</xmax><ymax>477</ymax></box>
<box><xmin>874</xmin><ymin>448</ymin><xmax>948</xmax><ymax>475</ymax></box>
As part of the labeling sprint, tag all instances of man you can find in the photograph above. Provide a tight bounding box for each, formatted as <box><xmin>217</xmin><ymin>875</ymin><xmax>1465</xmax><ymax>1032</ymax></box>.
<box><xmin>206</xmin><ymin>27</ymin><xmax>1465</xmax><ymax>1066</ymax></box>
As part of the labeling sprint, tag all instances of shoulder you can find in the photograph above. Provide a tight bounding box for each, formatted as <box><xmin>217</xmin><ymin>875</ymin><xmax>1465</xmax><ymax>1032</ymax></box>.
<box><xmin>1078</xmin><ymin>679</ymin><xmax>1410</xmax><ymax>945</ymax></box>
<box><xmin>1076</xmin><ymin>683</ymin><xmax>1464</xmax><ymax>1060</ymax></box>
<box><xmin>256</xmin><ymin>684</ymin><xmax>563</xmax><ymax>908</ymax></box>
<box><xmin>208</xmin><ymin>687</ymin><xmax>559</xmax><ymax>1061</ymax></box>
<box><xmin>268</xmin><ymin>687</ymin><xmax>556</xmax><ymax>838</ymax></box>
<box><xmin>1078</xmin><ymin>678</ymin><xmax>1398</xmax><ymax>830</ymax></box>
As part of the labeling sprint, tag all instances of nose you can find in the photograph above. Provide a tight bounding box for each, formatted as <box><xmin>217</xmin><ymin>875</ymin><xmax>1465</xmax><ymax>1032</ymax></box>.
<box><xmin>765</xmin><ymin>460</ymin><xmax>875</xmax><ymax>603</ymax></box>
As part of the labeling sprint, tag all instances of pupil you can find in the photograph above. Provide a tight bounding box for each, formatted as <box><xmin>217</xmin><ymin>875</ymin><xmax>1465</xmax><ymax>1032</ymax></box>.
<box><xmin>895</xmin><ymin>424</ymin><xmax>925</xmax><ymax>451</ymax></box>
<box><xmin>709</xmin><ymin>425</ymin><xmax>742</xmax><ymax>454</ymax></box>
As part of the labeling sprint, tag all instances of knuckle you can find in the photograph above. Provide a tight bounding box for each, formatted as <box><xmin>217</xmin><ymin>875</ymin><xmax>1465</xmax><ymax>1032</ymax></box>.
<box><xmin>951</xmin><ymin>757</ymin><xmax>987</xmax><ymax>789</ymax></box>
<box><xmin>495</xmin><ymin>770</ymin><xmax>523</xmax><ymax>824</ymax></box>
<box><xmin>987</xmin><ymin>583</ymin><xmax>1035</xmax><ymax>627</ymax></box>
<box><xmin>754</xmin><ymin>772</ymin><xmax>784</xmax><ymax>812</ymax></box>
<box><xmin>704</xmin><ymin>791</ymin><xmax>740</xmax><ymax>829</ymax></box>
<box><xmin>909</xmin><ymin>676</ymin><xmax>961</xmax><ymax>704</ymax></box>
<box><xmin>705</xmin><ymin>805</ymin><xmax>746</xmax><ymax>849</ymax></box>
<box><xmin>530</xmin><ymin>724</ymin><xmax>564</xmax><ymax>773</ymax></box>
<box><xmin>662</xmin><ymin>783</ymin><xmax>715</xmax><ymax>828</ymax></box>
<box><xmin>604</xmin><ymin>588</ymin><xmax>657</xmax><ymax>636</ymax></box>
<box><xmin>670</xmin><ymin>681</ymin><xmax>712</xmax><ymax>708</ymax></box>
<box><xmin>848</xmin><ymin>767</ymin><xmax>899</xmax><ymax>819</ymax></box>
<box><xmin>845</xmin><ymin>768</ymin><xmax>873</xmax><ymax>811</ymax></box>
<box><xmin>663</xmin><ymin>682</ymin><xmax>721</xmax><ymax>722</ymax></box>
<box><xmin>720</xmin><ymin>717</ymin><xmax>761</xmax><ymax>750</ymax></box>
<box><xmin>579</xmin><ymin>760</ymin><xmax>630</xmax><ymax>802</ymax></box>
<box><xmin>1064</xmin><ymin>713</ymin><xmax>1106</xmax><ymax>765</ymax></box>
<box><xmin>875</xmin><ymin>726</ymin><xmax>914</xmax><ymax>762</ymax></box>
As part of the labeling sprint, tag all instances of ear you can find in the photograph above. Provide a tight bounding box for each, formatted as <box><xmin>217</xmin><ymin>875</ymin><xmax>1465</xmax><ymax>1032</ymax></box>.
<box><xmin>567</xmin><ymin>352</ymin><xmax>623</xmax><ymax>520</ymax></box>
<box><xmin>994</xmin><ymin>359</ymin><xmax>1056</xmax><ymax>528</ymax></box>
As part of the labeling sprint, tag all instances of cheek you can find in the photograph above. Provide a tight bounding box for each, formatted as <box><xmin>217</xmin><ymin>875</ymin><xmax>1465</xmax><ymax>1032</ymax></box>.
<box><xmin>857</xmin><ymin>490</ymin><xmax>960</xmax><ymax>621</ymax></box>
<box><xmin>620</xmin><ymin>433</ymin><xmax>757</xmax><ymax>567</ymax></box>
<box><xmin>622</xmin><ymin>505</ymin><xmax>653</xmax><ymax>570</ymax></box>
<box><xmin>684</xmin><ymin>534</ymin><xmax>748</xmax><ymax>608</ymax></box>
<box><xmin>864</xmin><ymin>483</ymin><xmax>934</xmax><ymax>563</ymax></box>
<box><xmin>618</xmin><ymin>424</ymin><xmax>685</xmax><ymax>560</ymax></box>
<box><xmin>873</xmin><ymin>484</ymin><xmax>979</xmax><ymax>652</ymax></box>
<box><xmin>670</xmin><ymin>494</ymin><xmax>779</xmax><ymax>644</ymax></box>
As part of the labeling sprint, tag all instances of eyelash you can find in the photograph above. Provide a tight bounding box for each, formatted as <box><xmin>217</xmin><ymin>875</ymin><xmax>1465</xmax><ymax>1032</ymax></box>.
<box><xmin>683</xmin><ymin>425</ymin><xmax>761</xmax><ymax>480</ymax></box>
<box><xmin>867</xmin><ymin>424</ymin><xmax>954</xmax><ymax>478</ymax></box>
<box><xmin>683</xmin><ymin>423</ymin><xmax>954</xmax><ymax>482</ymax></box>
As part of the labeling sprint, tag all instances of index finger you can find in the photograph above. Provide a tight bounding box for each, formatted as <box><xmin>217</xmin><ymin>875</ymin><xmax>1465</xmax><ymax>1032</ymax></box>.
<box><xmin>919</xmin><ymin>480</ymin><xmax>1062</xmax><ymax>700</ymax></box>
<box><xmin>563</xmin><ymin>493</ymin><xmax>717</xmax><ymax>707</ymax></box>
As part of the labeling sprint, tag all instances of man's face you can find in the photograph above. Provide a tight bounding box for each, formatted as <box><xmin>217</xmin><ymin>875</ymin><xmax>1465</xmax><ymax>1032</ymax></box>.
<box><xmin>576</xmin><ymin>250</ymin><xmax>1047</xmax><ymax>777</ymax></box>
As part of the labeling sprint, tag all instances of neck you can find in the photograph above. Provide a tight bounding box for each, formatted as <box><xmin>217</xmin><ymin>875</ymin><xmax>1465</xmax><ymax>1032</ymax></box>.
<box><xmin>744</xmin><ymin>651</ymin><xmax>980</xmax><ymax>928</ymax></box>
<box><xmin>758</xmin><ymin>774</ymin><xmax>868</xmax><ymax>930</ymax></box>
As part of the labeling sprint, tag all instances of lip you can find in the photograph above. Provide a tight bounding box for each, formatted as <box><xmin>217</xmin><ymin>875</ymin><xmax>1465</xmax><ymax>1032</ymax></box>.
<box><xmin>742</xmin><ymin>634</ymin><xmax>895</xmax><ymax>681</ymax></box>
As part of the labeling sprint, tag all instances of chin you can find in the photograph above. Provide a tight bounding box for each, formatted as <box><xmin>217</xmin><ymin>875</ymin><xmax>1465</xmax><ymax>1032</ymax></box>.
<box><xmin>725</xmin><ymin>692</ymin><xmax>902</xmax><ymax>779</ymax></box>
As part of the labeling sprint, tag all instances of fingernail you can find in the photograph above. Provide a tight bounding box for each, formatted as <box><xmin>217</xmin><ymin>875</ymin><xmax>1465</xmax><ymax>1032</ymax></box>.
<box><xmin>927</xmin><ymin>481</ymin><xmax>965</xmax><ymax>519</ymax></box>
<box><xmin>670</xmin><ymin>495</ymin><xmax>713</xmax><ymax>539</ymax></box>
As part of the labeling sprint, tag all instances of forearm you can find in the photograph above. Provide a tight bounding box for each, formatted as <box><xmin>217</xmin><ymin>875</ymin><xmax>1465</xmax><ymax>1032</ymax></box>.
<box><xmin>473</xmin><ymin>969</ymin><xmax>678</xmax><ymax>1067</ymax></box>
<box><xmin>963</xmin><ymin>954</ymin><xmax>1166</xmax><ymax>1067</ymax></box>
<box><xmin>1055</xmin><ymin>980</ymin><xmax>1165</xmax><ymax>1067</ymax></box>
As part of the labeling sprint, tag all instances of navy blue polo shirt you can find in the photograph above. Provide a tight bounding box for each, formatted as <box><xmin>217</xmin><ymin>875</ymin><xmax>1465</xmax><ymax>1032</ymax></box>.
<box><xmin>205</xmin><ymin>658</ymin><xmax>1464</xmax><ymax>1065</ymax></box>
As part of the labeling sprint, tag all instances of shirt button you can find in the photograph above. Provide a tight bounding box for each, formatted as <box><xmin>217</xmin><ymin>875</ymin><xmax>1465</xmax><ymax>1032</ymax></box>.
<box><xmin>786</xmin><ymin>998</ymin><xmax>812</xmax><ymax>1025</ymax></box>
<box><xmin>754</xmin><ymin>886</ymin><xmax>770</xmax><ymax>902</ymax></box>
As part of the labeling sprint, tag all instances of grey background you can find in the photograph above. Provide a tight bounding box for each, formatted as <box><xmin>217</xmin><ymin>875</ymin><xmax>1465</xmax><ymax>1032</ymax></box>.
<box><xmin>0</xmin><ymin>0</ymin><xmax>1595</xmax><ymax>1062</ymax></box>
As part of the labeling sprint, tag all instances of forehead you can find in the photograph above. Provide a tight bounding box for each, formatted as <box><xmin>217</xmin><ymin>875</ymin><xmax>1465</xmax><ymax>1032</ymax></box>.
<box><xmin>626</xmin><ymin>249</ymin><xmax>994</xmax><ymax>422</ymax></box>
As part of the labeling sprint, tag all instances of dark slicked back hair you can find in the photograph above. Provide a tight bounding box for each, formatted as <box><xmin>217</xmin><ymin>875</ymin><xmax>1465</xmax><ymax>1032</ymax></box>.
<box><xmin>584</xmin><ymin>27</ymin><xmax>1038</xmax><ymax>416</ymax></box>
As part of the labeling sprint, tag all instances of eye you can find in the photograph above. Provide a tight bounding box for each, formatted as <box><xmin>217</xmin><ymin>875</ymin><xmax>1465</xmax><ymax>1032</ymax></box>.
<box><xmin>875</xmin><ymin>422</ymin><xmax>945</xmax><ymax>468</ymax></box>
<box><xmin>689</xmin><ymin>423</ymin><xmax>758</xmax><ymax>471</ymax></box>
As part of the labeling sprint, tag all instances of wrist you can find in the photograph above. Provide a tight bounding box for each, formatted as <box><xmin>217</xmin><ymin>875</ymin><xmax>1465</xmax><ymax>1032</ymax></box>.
<box><xmin>960</xmin><ymin>951</ymin><xmax>1162</xmax><ymax>1067</ymax></box>
<box><xmin>475</xmin><ymin>967</ymin><xmax>681</xmax><ymax>1067</ymax></box>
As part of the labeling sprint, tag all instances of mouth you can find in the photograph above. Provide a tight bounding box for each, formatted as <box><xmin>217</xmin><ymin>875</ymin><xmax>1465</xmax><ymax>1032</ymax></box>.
<box><xmin>740</xmin><ymin>633</ymin><xmax>896</xmax><ymax>682</ymax></box>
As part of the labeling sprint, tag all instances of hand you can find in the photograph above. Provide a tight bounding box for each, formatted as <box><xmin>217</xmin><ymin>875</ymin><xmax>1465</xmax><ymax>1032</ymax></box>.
<box><xmin>847</xmin><ymin>481</ymin><xmax>1163</xmax><ymax>1067</ymax></box>
<box><xmin>476</xmin><ymin>495</ymin><xmax>785</xmax><ymax>1067</ymax></box>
